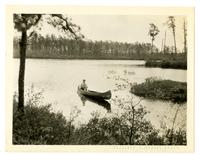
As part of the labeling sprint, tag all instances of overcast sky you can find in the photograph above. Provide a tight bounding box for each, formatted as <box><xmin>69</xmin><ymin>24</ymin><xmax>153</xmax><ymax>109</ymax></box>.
<box><xmin>31</xmin><ymin>14</ymin><xmax>186</xmax><ymax>51</ymax></box>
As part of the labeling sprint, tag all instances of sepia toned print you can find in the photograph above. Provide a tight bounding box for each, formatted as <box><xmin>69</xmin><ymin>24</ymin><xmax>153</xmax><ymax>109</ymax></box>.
<box><xmin>6</xmin><ymin>6</ymin><xmax>194</xmax><ymax>152</ymax></box>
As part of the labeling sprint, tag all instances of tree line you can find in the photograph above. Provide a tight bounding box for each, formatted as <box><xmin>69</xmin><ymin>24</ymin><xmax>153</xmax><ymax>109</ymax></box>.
<box><xmin>13</xmin><ymin>33</ymin><xmax>184</xmax><ymax>60</ymax></box>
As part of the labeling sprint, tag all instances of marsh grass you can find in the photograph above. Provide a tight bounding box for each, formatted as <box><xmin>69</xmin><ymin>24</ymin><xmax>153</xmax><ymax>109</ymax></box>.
<box><xmin>131</xmin><ymin>77</ymin><xmax>187</xmax><ymax>103</ymax></box>
<box><xmin>145</xmin><ymin>60</ymin><xmax>187</xmax><ymax>69</ymax></box>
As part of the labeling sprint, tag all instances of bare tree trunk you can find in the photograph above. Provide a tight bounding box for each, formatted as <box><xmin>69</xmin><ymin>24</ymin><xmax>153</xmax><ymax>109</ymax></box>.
<box><xmin>183</xmin><ymin>20</ymin><xmax>187</xmax><ymax>53</ymax></box>
<box><xmin>161</xmin><ymin>39</ymin><xmax>163</xmax><ymax>53</ymax></box>
<box><xmin>151</xmin><ymin>38</ymin><xmax>154</xmax><ymax>54</ymax></box>
<box><xmin>163</xmin><ymin>31</ymin><xmax>166</xmax><ymax>54</ymax></box>
<box><xmin>18</xmin><ymin>30</ymin><xmax>27</xmax><ymax>113</ymax></box>
<box><xmin>172</xmin><ymin>28</ymin><xmax>177</xmax><ymax>53</ymax></box>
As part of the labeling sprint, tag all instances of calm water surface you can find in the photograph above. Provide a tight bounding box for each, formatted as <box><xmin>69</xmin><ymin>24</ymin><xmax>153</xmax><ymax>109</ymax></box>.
<box><xmin>13</xmin><ymin>59</ymin><xmax>187</xmax><ymax>131</ymax></box>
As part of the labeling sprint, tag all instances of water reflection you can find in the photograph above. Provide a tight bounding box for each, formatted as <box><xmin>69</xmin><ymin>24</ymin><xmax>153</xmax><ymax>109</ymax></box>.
<box><xmin>77</xmin><ymin>92</ymin><xmax>111</xmax><ymax>112</ymax></box>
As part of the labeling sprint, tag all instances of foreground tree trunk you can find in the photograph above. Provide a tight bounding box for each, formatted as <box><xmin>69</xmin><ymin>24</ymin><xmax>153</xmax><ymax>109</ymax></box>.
<box><xmin>18</xmin><ymin>30</ymin><xmax>27</xmax><ymax>113</ymax></box>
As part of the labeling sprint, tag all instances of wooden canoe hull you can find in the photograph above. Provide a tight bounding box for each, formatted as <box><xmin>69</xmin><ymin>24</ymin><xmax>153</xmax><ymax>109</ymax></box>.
<box><xmin>78</xmin><ymin>87</ymin><xmax>111</xmax><ymax>100</ymax></box>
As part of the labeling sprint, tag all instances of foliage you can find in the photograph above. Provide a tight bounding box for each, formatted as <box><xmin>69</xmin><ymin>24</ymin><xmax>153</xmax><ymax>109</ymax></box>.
<box><xmin>13</xmin><ymin>88</ymin><xmax>79</xmax><ymax>145</ymax></box>
<box><xmin>167</xmin><ymin>16</ymin><xmax>176</xmax><ymax>29</ymax></box>
<box><xmin>14</xmin><ymin>14</ymin><xmax>42</xmax><ymax>32</ymax></box>
<box><xmin>148</xmin><ymin>23</ymin><xmax>159</xmax><ymax>53</ymax></box>
<box><xmin>74</xmin><ymin>104</ymin><xmax>163</xmax><ymax>145</ymax></box>
<box><xmin>167</xmin><ymin>16</ymin><xmax>177</xmax><ymax>53</ymax></box>
<box><xmin>149</xmin><ymin>23</ymin><xmax>159</xmax><ymax>39</ymax></box>
<box><xmin>13</xmin><ymin>88</ymin><xmax>186</xmax><ymax>145</ymax></box>
<box><xmin>131</xmin><ymin>77</ymin><xmax>187</xmax><ymax>103</ymax></box>
<box><xmin>112</xmin><ymin>97</ymin><xmax>165</xmax><ymax>145</ymax></box>
<box><xmin>160</xmin><ymin>128</ymin><xmax>187</xmax><ymax>145</ymax></box>
<box><xmin>14</xmin><ymin>14</ymin><xmax>83</xmax><ymax>39</ymax></box>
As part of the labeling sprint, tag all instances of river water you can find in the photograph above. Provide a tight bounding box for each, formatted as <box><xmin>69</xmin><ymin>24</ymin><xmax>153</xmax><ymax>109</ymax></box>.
<box><xmin>13</xmin><ymin>59</ymin><xmax>187</xmax><ymax>131</ymax></box>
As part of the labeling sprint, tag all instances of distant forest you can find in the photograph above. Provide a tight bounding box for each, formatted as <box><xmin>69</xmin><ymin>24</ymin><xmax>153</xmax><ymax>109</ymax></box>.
<box><xmin>13</xmin><ymin>34</ymin><xmax>186</xmax><ymax>60</ymax></box>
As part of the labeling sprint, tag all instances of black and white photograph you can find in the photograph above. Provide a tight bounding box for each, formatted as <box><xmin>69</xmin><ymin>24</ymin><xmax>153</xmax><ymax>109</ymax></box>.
<box><xmin>5</xmin><ymin>6</ymin><xmax>194</xmax><ymax>152</ymax></box>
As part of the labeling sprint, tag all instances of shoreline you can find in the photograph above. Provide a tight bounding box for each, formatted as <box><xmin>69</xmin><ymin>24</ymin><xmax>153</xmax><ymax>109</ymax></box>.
<box><xmin>131</xmin><ymin>78</ymin><xmax>187</xmax><ymax>103</ymax></box>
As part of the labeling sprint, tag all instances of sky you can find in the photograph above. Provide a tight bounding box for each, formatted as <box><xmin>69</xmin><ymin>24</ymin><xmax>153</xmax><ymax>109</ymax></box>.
<box><xmin>24</xmin><ymin>14</ymin><xmax>186</xmax><ymax>51</ymax></box>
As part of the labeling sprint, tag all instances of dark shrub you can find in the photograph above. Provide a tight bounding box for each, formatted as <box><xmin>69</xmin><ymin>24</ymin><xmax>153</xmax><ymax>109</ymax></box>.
<box><xmin>131</xmin><ymin>78</ymin><xmax>187</xmax><ymax>103</ymax></box>
<box><xmin>13</xmin><ymin>100</ymin><xmax>71</xmax><ymax>144</ymax></box>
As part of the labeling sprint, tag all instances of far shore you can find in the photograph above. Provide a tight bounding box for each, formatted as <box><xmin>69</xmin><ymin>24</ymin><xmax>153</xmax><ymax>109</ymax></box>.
<box><xmin>13</xmin><ymin>56</ymin><xmax>146</xmax><ymax>61</ymax></box>
<box><xmin>13</xmin><ymin>56</ymin><xmax>187</xmax><ymax>70</ymax></box>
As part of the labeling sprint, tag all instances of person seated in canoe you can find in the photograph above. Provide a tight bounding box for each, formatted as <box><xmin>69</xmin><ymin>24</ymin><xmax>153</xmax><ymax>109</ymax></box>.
<box><xmin>80</xmin><ymin>79</ymin><xmax>88</xmax><ymax>91</ymax></box>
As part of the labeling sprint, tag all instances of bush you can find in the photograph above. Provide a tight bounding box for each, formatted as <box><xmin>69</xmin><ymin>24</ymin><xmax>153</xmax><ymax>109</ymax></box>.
<box><xmin>131</xmin><ymin>78</ymin><xmax>187</xmax><ymax>103</ymax></box>
<box><xmin>13</xmin><ymin>90</ymin><xmax>73</xmax><ymax>144</ymax></box>
<box><xmin>162</xmin><ymin>129</ymin><xmax>187</xmax><ymax>145</ymax></box>
<box><xmin>74</xmin><ymin>110</ymin><xmax>164</xmax><ymax>145</ymax></box>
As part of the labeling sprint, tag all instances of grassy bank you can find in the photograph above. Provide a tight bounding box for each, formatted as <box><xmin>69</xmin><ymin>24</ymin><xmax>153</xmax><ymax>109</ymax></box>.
<box><xmin>145</xmin><ymin>53</ymin><xmax>187</xmax><ymax>70</ymax></box>
<box><xmin>131</xmin><ymin>78</ymin><xmax>187</xmax><ymax>103</ymax></box>
<box><xmin>13</xmin><ymin>90</ymin><xmax>186</xmax><ymax>145</ymax></box>
<box><xmin>145</xmin><ymin>60</ymin><xmax>187</xmax><ymax>69</ymax></box>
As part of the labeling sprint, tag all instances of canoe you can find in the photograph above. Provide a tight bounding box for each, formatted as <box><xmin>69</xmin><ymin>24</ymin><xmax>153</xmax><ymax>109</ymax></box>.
<box><xmin>78</xmin><ymin>87</ymin><xmax>111</xmax><ymax>100</ymax></box>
